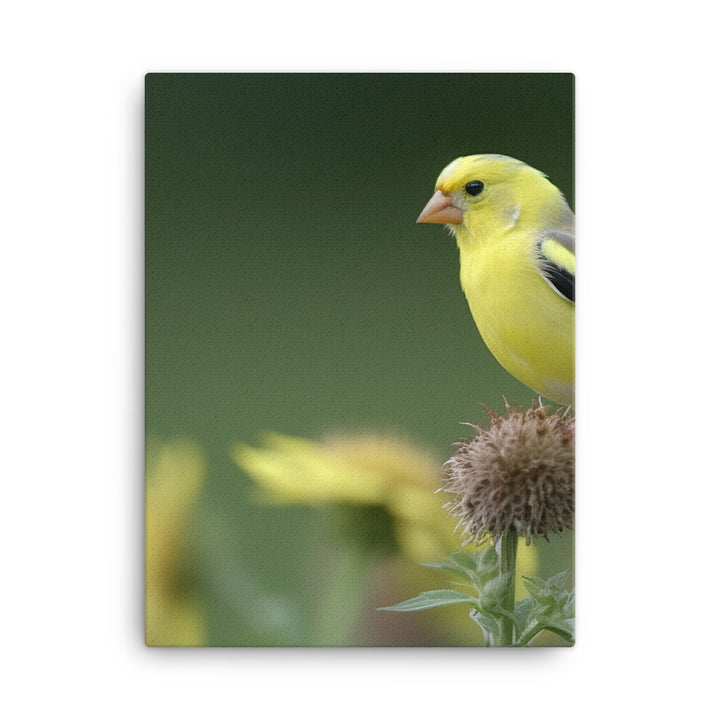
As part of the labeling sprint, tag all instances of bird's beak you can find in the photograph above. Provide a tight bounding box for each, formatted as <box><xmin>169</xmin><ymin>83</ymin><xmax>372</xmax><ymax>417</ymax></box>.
<box><xmin>416</xmin><ymin>190</ymin><xmax>463</xmax><ymax>225</ymax></box>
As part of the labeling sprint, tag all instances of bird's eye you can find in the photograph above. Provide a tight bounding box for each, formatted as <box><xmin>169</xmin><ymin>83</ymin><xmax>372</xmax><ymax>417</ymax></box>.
<box><xmin>465</xmin><ymin>181</ymin><xmax>484</xmax><ymax>196</ymax></box>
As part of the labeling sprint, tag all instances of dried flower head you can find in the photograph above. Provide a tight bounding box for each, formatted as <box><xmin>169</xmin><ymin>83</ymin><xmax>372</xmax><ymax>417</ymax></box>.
<box><xmin>443</xmin><ymin>403</ymin><xmax>574</xmax><ymax>543</ymax></box>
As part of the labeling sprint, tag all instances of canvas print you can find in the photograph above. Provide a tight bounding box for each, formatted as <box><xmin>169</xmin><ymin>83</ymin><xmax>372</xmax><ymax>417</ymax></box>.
<box><xmin>145</xmin><ymin>73</ymin><xmax>575</xmax><ymax>647</ymax></box>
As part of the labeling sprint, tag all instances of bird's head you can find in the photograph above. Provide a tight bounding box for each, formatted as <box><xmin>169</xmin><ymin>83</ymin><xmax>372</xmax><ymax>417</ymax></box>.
<box><xmin>416</xmin><ymin>154</ymin><xmax>556</xmax><ymax>236</ymax></box>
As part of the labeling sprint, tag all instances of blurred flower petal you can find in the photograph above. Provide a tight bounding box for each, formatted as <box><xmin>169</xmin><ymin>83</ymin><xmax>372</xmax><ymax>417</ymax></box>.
<box><xmin>146</xmin><ymin>439</ymin><xmax>207</xmax><ymax>646</ymax></box>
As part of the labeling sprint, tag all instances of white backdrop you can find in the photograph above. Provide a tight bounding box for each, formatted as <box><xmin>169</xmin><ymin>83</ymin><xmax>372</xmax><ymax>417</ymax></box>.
<box><xmin>2</xmin><ymin>2</ymin><xmax>718</xmax><ymax>717</ymax></box>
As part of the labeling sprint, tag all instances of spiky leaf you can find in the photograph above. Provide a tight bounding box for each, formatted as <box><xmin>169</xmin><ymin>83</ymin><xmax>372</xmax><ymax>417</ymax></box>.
<box><xmin>379</xmin><ymin>590</ymin><xmax>480</xmax><ymax>612</ymax></box>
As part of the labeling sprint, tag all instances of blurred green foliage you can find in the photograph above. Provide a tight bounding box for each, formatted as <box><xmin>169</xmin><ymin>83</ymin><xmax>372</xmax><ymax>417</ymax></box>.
<box><xmin>145</xmin><ymin>73</ymin><xmax>574</xmax><ymax>646</ymax></box>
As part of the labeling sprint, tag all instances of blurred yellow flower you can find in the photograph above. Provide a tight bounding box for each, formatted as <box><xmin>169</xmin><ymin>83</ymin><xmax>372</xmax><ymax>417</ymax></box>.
<box><xmin>232</xmin><ymin>432</ymin><xmax>537</xmax><ymax>589</ymax></box>
<box><xmin>234</xmin><ymin>433</ymin><xmax>448</xmax><ymax>560</ymax></box>
<box><xmin>146</xmin><ymin>438</ymin><xmax>206</xmax><ymax>647</ymax></box>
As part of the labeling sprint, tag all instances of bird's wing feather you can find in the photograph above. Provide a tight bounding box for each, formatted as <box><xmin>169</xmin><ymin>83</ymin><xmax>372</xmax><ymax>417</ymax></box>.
<box><xmin>536</xmin><ymin>229</ymin><xmax>575</xmax><ymax>303</ymax></box>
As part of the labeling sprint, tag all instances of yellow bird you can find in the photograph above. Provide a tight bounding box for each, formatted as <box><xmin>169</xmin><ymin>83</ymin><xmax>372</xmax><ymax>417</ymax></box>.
<box><xmin>417</xmin><ymin>154</ymin><xmax>574</xmax><ymax>405</ymax></box>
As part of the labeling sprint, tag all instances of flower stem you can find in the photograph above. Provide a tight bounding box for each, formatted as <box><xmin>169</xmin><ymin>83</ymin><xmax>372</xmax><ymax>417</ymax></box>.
<box><xmin>313</xmin><ymin>543</ymin><xmax>376</xmax><ymax>646</ymax></box>
<box><xmin>497</xmin><ymin>528</ymin><xmax>518</xmax><ymax>646</ymax></box>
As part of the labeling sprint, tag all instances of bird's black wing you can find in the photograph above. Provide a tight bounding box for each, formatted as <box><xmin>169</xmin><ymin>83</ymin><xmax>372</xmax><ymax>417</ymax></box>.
<box><xmin>536</xmin><ymin>229</ymin><xmax>575</xmax><ymax>303</ymax></box>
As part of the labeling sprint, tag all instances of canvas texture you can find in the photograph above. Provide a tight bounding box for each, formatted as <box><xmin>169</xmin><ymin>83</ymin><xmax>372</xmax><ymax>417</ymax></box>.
<box><xmin>145</xmin><ymin>73</ymin><xmax>575</xmax><ymax>647</ymax></box>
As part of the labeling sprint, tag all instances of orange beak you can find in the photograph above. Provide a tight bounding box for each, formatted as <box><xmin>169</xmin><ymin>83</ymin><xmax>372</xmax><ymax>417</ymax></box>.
<box><xmin>416</xmin><ymin>190</ymin><xmax>463</xmax><ymax>225</ymax></box>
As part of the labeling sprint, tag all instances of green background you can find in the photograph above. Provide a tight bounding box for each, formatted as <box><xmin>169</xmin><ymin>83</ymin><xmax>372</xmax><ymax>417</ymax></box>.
<box><xmin>145</xmin><ymin>73</ymin><xmax>574</xmax><ymax>646</ymax></box>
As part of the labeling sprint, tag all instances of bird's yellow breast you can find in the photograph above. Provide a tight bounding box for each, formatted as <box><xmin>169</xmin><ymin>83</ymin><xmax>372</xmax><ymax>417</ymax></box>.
<box><xmin>458</xmin><ymin>228</ymin><xmax>574</xmax><ymax>404</ymax></box>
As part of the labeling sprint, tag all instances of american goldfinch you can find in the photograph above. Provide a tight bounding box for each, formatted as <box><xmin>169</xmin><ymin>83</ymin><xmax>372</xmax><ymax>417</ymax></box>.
<box><xmin>417</xmin><ymin>154</ymin><xmax>574</xmax><ymax>405</ymax></box>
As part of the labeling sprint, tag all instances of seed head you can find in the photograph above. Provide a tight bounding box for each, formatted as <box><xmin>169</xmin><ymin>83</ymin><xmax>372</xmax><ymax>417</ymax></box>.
<box><xmin>443</xmin><ymin>403</ymin><xmax>574</xmax><ymax>543</ymax></box>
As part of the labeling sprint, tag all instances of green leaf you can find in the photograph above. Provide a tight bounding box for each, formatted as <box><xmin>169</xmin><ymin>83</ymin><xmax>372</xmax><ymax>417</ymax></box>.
<box><xmin>536</xmin><ymin>619</ymin><xmax>575</xmax><ymax>644</ymax></box>
<box><xmin>449</xmin><ymin>551</ymin><xmax>482</xmax><ymax>573</ymax></box>
<box><xmin>514</xmin><ymin>621</ymin><xmax>543</xmax><ymax>646</ymax></box>
<box><xmin>419</xmin><ymin>551</ymin><xmax>489</xmax><ymax>593</ymax></box>
<box><xmin>546</xmin><ymin>569</ymin><xmax>570</xmax><ymax>590</ymax></box>
<box><xmin>420</xmin><ymin>558</ymin><xmax>477</xmax><ymax>585</ymax></box>
<box><xmin>522</xmin><ymin>575</ymin><xmax>547</xmax><ymax>597</ymax></box>
<box><xmin>514</xmin><ymin>568</ymin><xmax>575</xmax><ymax>645</ymax></box>
<box><xmin>479</xmin><ymin>571</ymin><xmax>512</xmax><ymax>609</ymax></box>
<box><xmin>513</xmin><ymin>597</ymin><xmax>534</xmax><ymax>633</ymax></box>
<box><xmin>563</xmin><ymin>589</ymin><xmax>575</xmax><ymax>616</ymax></box>
<box><xmin>516</xmin><ymin>619</ymin><xmax>575</xmax><ymax>646</ymax></box>
<box><xmin>469</xmin><ymin>608</ymin><xmax>501</xmax><ymax>638</ymax></box>
<box><xmin>476</xmin><ymin>545</ymin><xmax>500</xmax><ymax>583</ymax></box>
<box><xmin>522</xmin><ymin>575</ymin><xmax>564</xmax><ymax>608</ymax></box>
<box><xmin>379</xmin><ymin>590</ymin><xmax>480</xmax><ymax>613</ymax></box>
